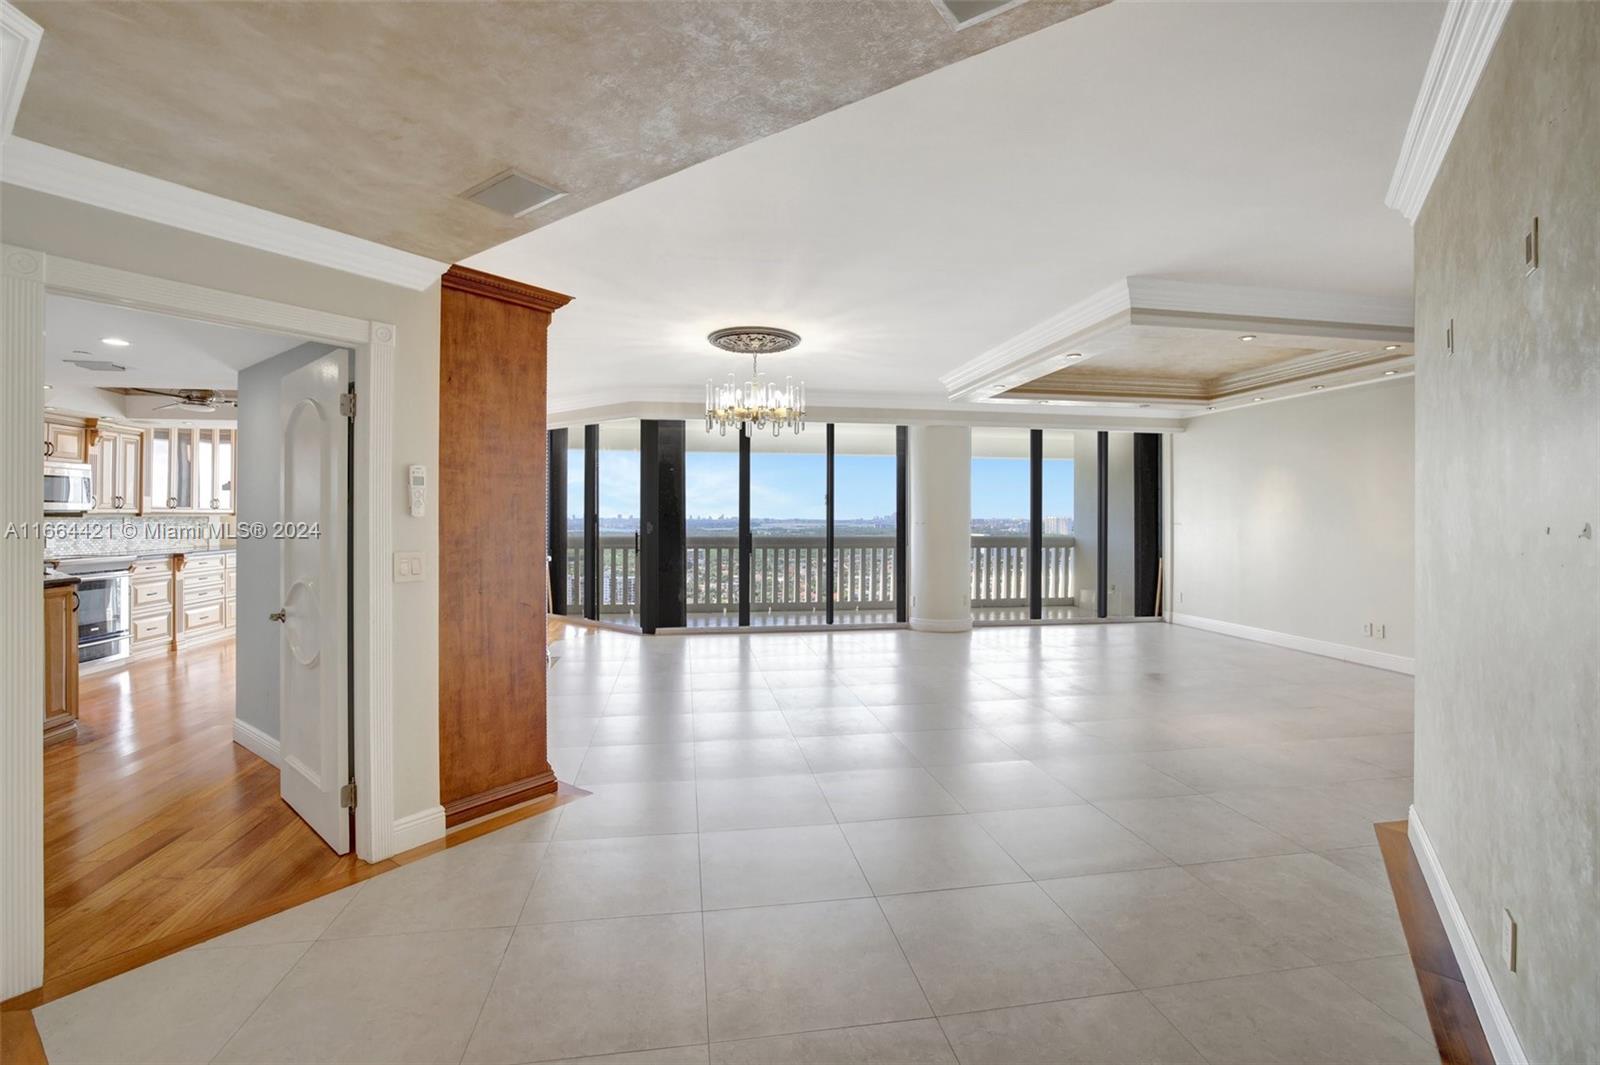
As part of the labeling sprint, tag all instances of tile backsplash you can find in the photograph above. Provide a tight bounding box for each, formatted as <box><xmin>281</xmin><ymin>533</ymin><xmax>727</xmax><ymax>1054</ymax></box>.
<box><xmin>46</xmin><ymin>516</ymin><xmax>230</xmax><ymax>559</ymax></box>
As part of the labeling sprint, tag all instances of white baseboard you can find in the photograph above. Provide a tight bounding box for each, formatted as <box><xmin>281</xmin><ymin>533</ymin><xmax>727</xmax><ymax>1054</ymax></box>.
<box><xmin>910</xmin><ymin>616</ymin><xmax>973</xmax><ymax>633</ymax></box>
<box><xmin>1170</xmin><ymin>612</ymin><xmax>1414</xmax><ymax>674</ymax></box>
<box><xmin>391</xmin><ymin>805</ymin><xmax>446</xmax><ymax>854</ymax></box>
<box><xmin>231</xmin><ymin>718</ymin><xmax>281</xmax><ymax>767</ymax></box>
<box><xmin>1408</xmin><ymin>808</ymin><xmax>1529</xmax><ymax>1064</ymax></box>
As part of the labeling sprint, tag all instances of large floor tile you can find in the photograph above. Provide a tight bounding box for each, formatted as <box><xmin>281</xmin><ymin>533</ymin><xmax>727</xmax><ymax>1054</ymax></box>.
<box><xmin>1209</xmin><ymin>781</ymin><xmax>1407</xmax><ymax>851</ymax></box>
<box><xmin>36</xmin><ymin>943</ymin><xmax>310</xmax><ymax>1065</ymax></box>
<box><xmin>938</xmin><ymin>991</ymin><xmax>1204</xmax><ymax>1064</ymax></box>
<box><xmin>782</xmin><ymin>707</ymin><xmax>889</xmax><ymax>736</ymax></box>
<box><xmin>324</xmin><ymin>843</ymin><xmax>544</xmax><ymax>938</ymax></box>
<box><xmin>693</xmin><ymin>710</ymin><xmax>794</xmax><ymax>740</ymax></box>
<box><xmin>695</xmin><ymin>737</ymin><xmax>810</xmax><ymax>779</ymax></box>
<box><xmin>195</xmin><ymin>885</ymin><xmax>360</xmax><ymax>949</ymax></box>
<box><xmin>591</xmin><ymin>714</ymin><xmax>697</xmax><ymax>746</ymax></box>
<box><xmin>1318</xmin><ymin>844</ymin><xmax>1392</xmax><ymax>888</ymax></box>
<box><xmin>522</xmin><ymin>834</ymin><xmax>701</xmax><ymax>923</ymax></box>
<box><xmin>925</xmin><ymin>760</ymin><xmax>1083</xmax><ymax>812</ymax></box>
<box><xmin>554</xmin><ymin>781</ymin><xmax>699</xmax><ymax>839</ymax></box>
<box><xmin>841</xmin><ymin>815</ymin><xmax>1027</xmax><ymax>895</ymax></box>
<box><xmin>700</xmin><ymin>824</ymin><xmax>870</xmax><ymax>909</ymax></box>
<box><xmin>1094</xmin><ymin>795</ymin><xmax>1302</xmax><ymax>864</ymax></box>
<box><xmin>703</xmin><ymin>898</ymin><xmax>931</xmax><ymax>1041</ymax></box>
<box><xmin>879</xmin><ymin>882</ymin><xmax>1130</xmax><ymax>1014</ymax></box>
<box><xmin>976</xmin><ymin>805</ymin><xmax>1169</xmax><ymax>879</ymax></box>
<box><xmin>215</xmin><ymin>929</ymin><xmax>510</xmax><ymax>1064</ymax></box>
<box><xmin>709</xmin><ymin>1019</ymin><xmax>956</xmax><ymax>1064</ymax></box>
<box><xmin>814</xmin><ymin>767</ymin><xmax>964</xmax><ymax>822</ymax></box>
<box><xmin>799</xmin><ymin>733</ymin><xmax>921</xmax><ymax>772</ymax></box>
<box><xmin>576</xmin><ymin>743</ymin><xmax>697</xmax><ymax>784</ymax></box>
<box><xmin>540</xmin><ymin>1047</ymin><xmax>710</xmax><ymax>1065</ymax></box>
<box><xmin>1187</xmin><ymin>852</ymin><xmax>1408</xmax><ymax>962</ymax></box>
<box><xmin>465</xmin><ymin>914</ymin><xmax>707</xmax><ymax>1064</ymax></box>
<box><xmin>1041</xmin><ymin>865</ymin><xmax>1313</xmax><ymax>987</ymax></box>
<box><xmin>1143</xmin><ymin>966</ymin><xmax>1437</xmax><ymax>1064</ymax></box>
<box><xmin>1031</xmin><ymin>754</ymin><xmax>1195</xmax><ymax>800</ymax></box>
<box><xmin>892</xmin><ymin>729</ymin><xmax>1021</xmax><ymax>766</ymax></box>
<box><xmin>696</xmin><ymin>773</ymin><xmax>835</xmax><ymax>831</ymax></box>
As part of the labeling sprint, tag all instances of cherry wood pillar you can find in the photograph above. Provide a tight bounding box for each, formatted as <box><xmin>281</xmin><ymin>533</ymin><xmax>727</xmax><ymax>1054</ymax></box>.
<box><xmin>438</xmin><ymin>265</ymin><xmax>572</xmax><ymax>826</ymax></box>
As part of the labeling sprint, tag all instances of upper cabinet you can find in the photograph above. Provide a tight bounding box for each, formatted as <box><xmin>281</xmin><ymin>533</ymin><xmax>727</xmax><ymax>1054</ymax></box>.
<box><xmin>88</xmin><ymin>423</ymin><xmax>144</xmax><ymax>513</ymax></box>
<box><xmin>147</xmin><ymin>426</ymin><xmax>237</xmax><ymax>513</ymax></box>
<box><xmin>44</xmin><ymin>419</ymin><xmax>87</xmax><ymax>462</ymax></box>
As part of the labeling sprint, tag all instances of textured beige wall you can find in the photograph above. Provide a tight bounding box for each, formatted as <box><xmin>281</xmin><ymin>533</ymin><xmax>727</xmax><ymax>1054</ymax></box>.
<box><xmin>1412</xmin><ymin>4</ymin><xmax>1600</xmax><ymax>1062</ymax></box>
<box><xmin>1172</xmin><ymin>380</ymin><xmax>1415</xmax><ymax>659</ymax></box>
<box><xmin>1</xmin><ymin>186</ymin><xmax>445</xmax><ymax>823</ymax></box>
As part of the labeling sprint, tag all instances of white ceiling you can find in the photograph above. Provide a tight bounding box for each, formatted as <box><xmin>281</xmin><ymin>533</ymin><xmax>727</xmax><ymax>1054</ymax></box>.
<box><xmin>44</xmin><ymin>293</ymin><xmax>301</xmax><ymax>392</ymax></box>
<box><xmin>468</xmin><ymin>0</ymin><xmax>1441</xmax><ymax>417</ymax></box>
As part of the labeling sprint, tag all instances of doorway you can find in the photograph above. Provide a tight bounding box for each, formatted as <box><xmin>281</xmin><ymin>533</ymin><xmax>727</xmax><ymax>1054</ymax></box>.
<box><xmin>1</xmin><ymin>245</ymin><xmax>402</xmax><ymax>1003</ymax></box>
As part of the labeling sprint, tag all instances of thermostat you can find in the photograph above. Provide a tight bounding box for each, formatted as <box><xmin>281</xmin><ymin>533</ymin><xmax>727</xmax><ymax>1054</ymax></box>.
<box><xmin>408</xmin><ymin>465</ymin><xmax>426</xmax><ymax>518</ymax></box>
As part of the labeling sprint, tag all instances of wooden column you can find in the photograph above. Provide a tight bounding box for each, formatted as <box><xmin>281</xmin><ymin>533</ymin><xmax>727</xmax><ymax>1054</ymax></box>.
<box><xmin>438</xmin><ymin>266</ymin><xmax>572</xmax><ymax>826</ymax></box>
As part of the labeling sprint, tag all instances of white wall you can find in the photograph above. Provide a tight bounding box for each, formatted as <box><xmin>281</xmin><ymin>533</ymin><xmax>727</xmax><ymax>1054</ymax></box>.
<box><xmin>235</xmin><ymin>341</ymin><xmax>339</xmax><ymax>743</ymax></box>
<box><xmin>3</xmin><ymin>186</ymin><xmax>443</xmax><ymax>823</ymax></box>
<box><xmin>1171</xmin><ymin>379</ymin><xmax>1414</xmax><ymax>667</ymax></box>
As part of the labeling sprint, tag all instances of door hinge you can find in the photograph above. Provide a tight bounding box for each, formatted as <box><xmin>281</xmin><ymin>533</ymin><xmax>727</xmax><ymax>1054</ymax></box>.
<box><xmin>339</xmin><ymin>780</ymin><xmax>357</xmax><ymax>808</ymax></box>
<box><xmin>339</xmin><ymin>392</ymin><xmax>357</xmax><ymax>418</ymax></box>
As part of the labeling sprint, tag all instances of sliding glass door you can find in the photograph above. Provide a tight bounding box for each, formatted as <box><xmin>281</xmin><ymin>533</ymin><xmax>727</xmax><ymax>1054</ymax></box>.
<box><xmin>831</xmin><ymin>424</ymin><xmax>900</xmax><ymax>626</ymax></box>
<box><xmin>969</xmin><ymin>428</ymin><xmax>1033</xmax><ymax>622</ymax></box>
<box><xmin>748</xmin><ymin>430</ymin><xmax>828</xmax><ymax>626</ymax></box>
<box><xmin>684</xmin><ymin>429</ymin><xmax>741</xmax><ymax>627</ymax></box>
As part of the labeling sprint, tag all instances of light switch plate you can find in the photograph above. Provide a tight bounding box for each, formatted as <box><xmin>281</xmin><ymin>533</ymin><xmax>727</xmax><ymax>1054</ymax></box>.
<box><xmin>1502</xmin><ymin>909</ymin><xmax>1518</xmax><ymax>973</ymax></box>
<box><xmin>393</xmin><ymin>551</ymin><xmax>425</xmax><ymax>583</ymax></box>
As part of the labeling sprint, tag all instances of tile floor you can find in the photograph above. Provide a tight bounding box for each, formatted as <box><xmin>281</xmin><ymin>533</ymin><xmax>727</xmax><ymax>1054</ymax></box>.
<box><xmin>34</xmin><ymin>624</ymin><xmax>1435</xmax><ymax>1065</ymax></box>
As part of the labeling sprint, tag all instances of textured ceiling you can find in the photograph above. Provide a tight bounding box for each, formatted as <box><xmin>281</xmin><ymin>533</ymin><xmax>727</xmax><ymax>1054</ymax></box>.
<box><xmin>13</xmin><ymin>0</ymin><xmax>1105</xmax><ymax>262</ymax></box>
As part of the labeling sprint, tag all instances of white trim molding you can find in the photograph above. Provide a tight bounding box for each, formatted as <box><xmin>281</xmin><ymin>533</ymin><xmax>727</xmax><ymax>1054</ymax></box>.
<box><xmin>1408</xmin><ymin>809</ymin><xmax>1530</xmax><ymax>1064</ymax></box>
<box><xmin>1385</xmin><ymin>0</ymin><xmax>1514</xmax><ymax>224</ymax></box>
<box><xmin>909</xmin><ymin>617</ymin><xmax>975</xmax><ymax>633</ymax></box>
<box><xmin>1171</xmin><ymin>612</ymin><xmax>1414</xmax><ymax>675</ymax></box>
<box><xmin>1</xmin><ymin>138</ymin><xmax>447</xmax><ymax>290</ymax></box>
<box><xmin>391</xmin><ymin>806</ymin><xmax>447</xmax><ymax>853</ymax></box>
<box><xmin>232</xmin><ymin>719</ymin><xmax>282</xmax><ymax>768</ymax></box>
<box><xmin>0</xmin><ymin>0</ymin><xmax>43</xmax><ymax>142</ymax></box>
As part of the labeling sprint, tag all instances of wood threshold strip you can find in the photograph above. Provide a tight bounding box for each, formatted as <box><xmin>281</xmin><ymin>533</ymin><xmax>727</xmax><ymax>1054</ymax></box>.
<box><xmin>1374</xmin><ymin>819</ymin><xmax>1495</xmax><ymax>1065</ymax></box>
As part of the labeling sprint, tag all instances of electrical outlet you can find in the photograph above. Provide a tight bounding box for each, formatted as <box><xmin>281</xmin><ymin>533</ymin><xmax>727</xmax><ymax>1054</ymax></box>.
<box><xmin>1178</xmin><ymin>591</ymin><xmax>1185</xmax><ymax>604</ymax></box>
<box><xmin>393</xmin><ymin>551</ymin><xmax>425</xmax><ymax>583</ymax></box>
<box><xmin>1524</xmin><ymin>217</ymin><xmax>1539</xmax><ymax>276</ymax></box>
<box><xmin>1502</xmin><ymin>909</ymin><xmax>1518</xmax><ymax>973</ymax></box>
<box><xmin>1376</xmin><ymin>623</ymin><xmax>1386</xmax><ymax>639</ymax></box>
<box><xmin>1362</xmin><ymin>622</ymin><xmax>1374</xmax><ymax>637</ymax></box>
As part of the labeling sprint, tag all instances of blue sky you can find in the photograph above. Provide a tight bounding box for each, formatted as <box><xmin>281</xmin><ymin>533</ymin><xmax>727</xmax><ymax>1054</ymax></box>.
<box><xmin>574</xmin><ymin>448</ymin><xmax>1074</xmax><ymax>522</ymax></box>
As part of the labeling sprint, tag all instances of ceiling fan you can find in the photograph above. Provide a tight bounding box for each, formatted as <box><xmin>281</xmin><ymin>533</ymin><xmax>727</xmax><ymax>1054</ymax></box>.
<box><xmin>127</xmin><ymin>387</ymin><xmax>240</xmax><ymax>413</ymax></box>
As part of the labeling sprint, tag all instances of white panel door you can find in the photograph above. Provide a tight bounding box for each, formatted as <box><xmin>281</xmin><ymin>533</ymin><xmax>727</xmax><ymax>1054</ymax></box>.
<box><xmin>276</xmin><ymin>352</ymin><xmax>351</xmax><ymax>853</ymax></box>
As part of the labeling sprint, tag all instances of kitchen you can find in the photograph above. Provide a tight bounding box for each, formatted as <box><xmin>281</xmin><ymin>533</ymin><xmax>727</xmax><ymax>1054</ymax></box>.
<box><xmin>34</xmin><ymin>292</ymin><xmax>359</xmax><ymax>983</ymax></box>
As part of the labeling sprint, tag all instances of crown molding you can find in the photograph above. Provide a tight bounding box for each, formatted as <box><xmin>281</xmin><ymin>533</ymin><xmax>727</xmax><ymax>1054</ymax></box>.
<box><xmin>940</xmin><ymin>279</ymin><xmax>1132</xmax><ymax>401</ymax></box>
<box><xmin>0</xmin><ymin>138</ymin><xmax>448</xmax><ymax>290</ymax></box>
<box><xmin>441</xmin><ymin>265</ymin><xmax>572</xmax><ymax>314</ymax></box>
<box><xmin>1385</xmin><ymin>0</ymin><xmax>1513</xmax><ymax>224</ymax></box>
<box><xmin>942</xmin><ymin>276</ymin><xmax>1415</xmax><ymax>405</ymax></box>
<box><xmin>0</xmin><ymin>1</ymin><xmax>42</xmax><ymax>142</ymax></box>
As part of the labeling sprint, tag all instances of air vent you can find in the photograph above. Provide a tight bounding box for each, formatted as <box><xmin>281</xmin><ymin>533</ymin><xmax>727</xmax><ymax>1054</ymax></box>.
<box><xmin>932</xmin><ymin>0</ymin><xmax>1029</xmax><ymax>29</ymax></box>
<box><xmin>65</xmin><ymin>359</ymin><xmax>127</xmax><ymax>372</ymax></box>
<box><xmin>461</xmin><ymin>168</ymin><xmax>566</xmax><ymax>218</ymax></box>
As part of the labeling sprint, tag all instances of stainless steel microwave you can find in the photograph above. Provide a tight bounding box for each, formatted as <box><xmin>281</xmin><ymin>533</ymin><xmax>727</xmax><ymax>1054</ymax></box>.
<box><xmin>43</xmin><ymin>460</ymin><xmax>94</xmax><ymax>514</ymax></box>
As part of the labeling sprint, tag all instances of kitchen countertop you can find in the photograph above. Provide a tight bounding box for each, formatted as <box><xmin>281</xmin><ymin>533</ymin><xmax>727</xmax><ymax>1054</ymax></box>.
<box><xmin>44</xmin><ymin>572</ymin><xmax>81</xmax><ymax>588</ymax></box>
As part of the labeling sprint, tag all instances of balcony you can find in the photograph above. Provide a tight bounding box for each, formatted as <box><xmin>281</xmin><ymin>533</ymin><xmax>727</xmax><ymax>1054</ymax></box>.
<box><xmin>560</xmin><ymin>532</ymin><xmax>1076</xmax><ymax>626</ymax></box>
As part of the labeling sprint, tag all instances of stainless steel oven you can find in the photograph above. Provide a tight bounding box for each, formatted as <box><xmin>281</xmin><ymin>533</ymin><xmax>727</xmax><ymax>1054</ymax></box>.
<box><xmin>58</xmin><ymin>556</ymin><xmax>134</xmax><ymax>667</ymax></box>
<box><xmin>44</xmin><ymin>460</ymin><xmax>95</xmax><ymax>515</ymax></box>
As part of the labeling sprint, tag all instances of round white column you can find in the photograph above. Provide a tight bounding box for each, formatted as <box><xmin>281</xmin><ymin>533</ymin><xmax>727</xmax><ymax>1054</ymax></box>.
<box><xmin>908</xmin><ymin>424</ymin><xmax>972</xmax><ymax>632</ymax></box>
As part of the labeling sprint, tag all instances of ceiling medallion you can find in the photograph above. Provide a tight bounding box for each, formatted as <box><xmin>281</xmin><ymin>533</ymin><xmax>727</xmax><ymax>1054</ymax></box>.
<box><xmin>705</xmin><ymin>327</ymin><xmax>807</xmax><ymax>437</ymax></box>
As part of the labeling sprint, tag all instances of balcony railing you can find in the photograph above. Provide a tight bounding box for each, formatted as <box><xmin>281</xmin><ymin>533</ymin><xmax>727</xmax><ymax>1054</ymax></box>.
<box><xmin>561</xmin><ymin>532</ymin><xmax>1074</xmax><ymax>618</ymax></box>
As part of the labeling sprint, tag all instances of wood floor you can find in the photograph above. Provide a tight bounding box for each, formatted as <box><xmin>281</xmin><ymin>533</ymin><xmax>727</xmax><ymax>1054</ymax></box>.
<box><xmin>1376</xmin><ymin>820</ymin><xmax>1495</xmax><ymax>1065</ymax></box>
<box><xmin>37</xmin><ymin>639</ymin><xmax>363</xmax><ymax>986</ymax></box>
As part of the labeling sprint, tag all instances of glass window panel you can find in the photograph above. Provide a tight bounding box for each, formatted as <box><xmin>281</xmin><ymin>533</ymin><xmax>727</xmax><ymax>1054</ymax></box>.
<box><xmin>1105</xmin><ymin>431</ymin><xmax>1162</xmax><ymax>618</ymax></box>
<box><xmin>175</xmin><ymin>429</ymin><xmax>193</xmax><ymax>509</ymax></box>
<box><xmin>684</xmin><ymin>428</ymin><xmax>741</xmax><ymax>628</ymax></box>
<box><xmin>750</xmin><ymin>428</ymin><xmax>827</xmax><ymax>626</ymax></box>
<box><xmin>150</xmin><ymin>430</ymin><xmax>170</xmax><ymax>510</ymax></box>
<box><xmin>597</xmin><ymin>419</ymin><xmax>641</xmax><ymax>628</ymax></box>
<box><xmin>832</xmin><ymin>424</ymin><xmax>898</xmax><ymax>626</ymax></box>
<box><xmin>1042</xmin><ymin>430</ymin><xmax>1097</xmax><ymax>621</ymax></box>
<box><xmin>969</xmin><ymin>427</ymin><xmax>1031</xmax><ymax>623</ymax></box>
<box><xmin>217</xmin><ymin>430</ymin><xmax>234</xmax><ymax>512</ymax></box>
<box><xmin>196</xmin><ymin>429</ymin><xmax>215</xmax><ymax>509</ymax></box>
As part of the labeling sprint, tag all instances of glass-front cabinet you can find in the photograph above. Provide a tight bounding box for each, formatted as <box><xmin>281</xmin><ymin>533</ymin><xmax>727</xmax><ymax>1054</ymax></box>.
<box><xmin>146</xmin><ymin>426</ymin><xmax>237</xmax><ymax>512</ymax></box>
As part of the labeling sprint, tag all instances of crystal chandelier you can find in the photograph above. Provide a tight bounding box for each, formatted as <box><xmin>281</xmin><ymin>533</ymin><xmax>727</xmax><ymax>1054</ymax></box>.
<box><xmin>704</xmin><ymin>326</ymin><xmax>807</xmax><ymax>437</ymax></box>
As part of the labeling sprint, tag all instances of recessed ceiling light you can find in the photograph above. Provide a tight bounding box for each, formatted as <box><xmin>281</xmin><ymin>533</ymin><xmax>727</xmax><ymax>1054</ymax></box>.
<box><xmin>100</xmin><ymin>336</ymin><xmax>131</xmax><ymax>347</ymax></box>
<box><xmin>1383</xmin><ymin>370</ymin><xmax>1398</xmax><ymax>376</ymax></box>
<box><xmin>1384</xmin><ymin>344</ymin><xmax>1401</xmax><ymax>351</ymax></box>
<box><xmin>1238</xmin><ymin>335</ymin><xmax>1257</xmax><ymax>342</ymax></box>
<box><xmin>42</xmin><ymin>384</ymin><xmax>52</xmax><ymax>390</ymax></box>
<box><xmin>1062</xmin><ymin>353</ymin><xmax>1083</xmax><ymax>360</ymax></box>
<box><xmin>1252</xmin><ymin>396</ymin><xmax>1264</xmax><ymax>402</ymax></box>
<box><xmin>1310</xmin><ymin>385</ymin><xmax>1325</xmax><ymax>390</ymax></box>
